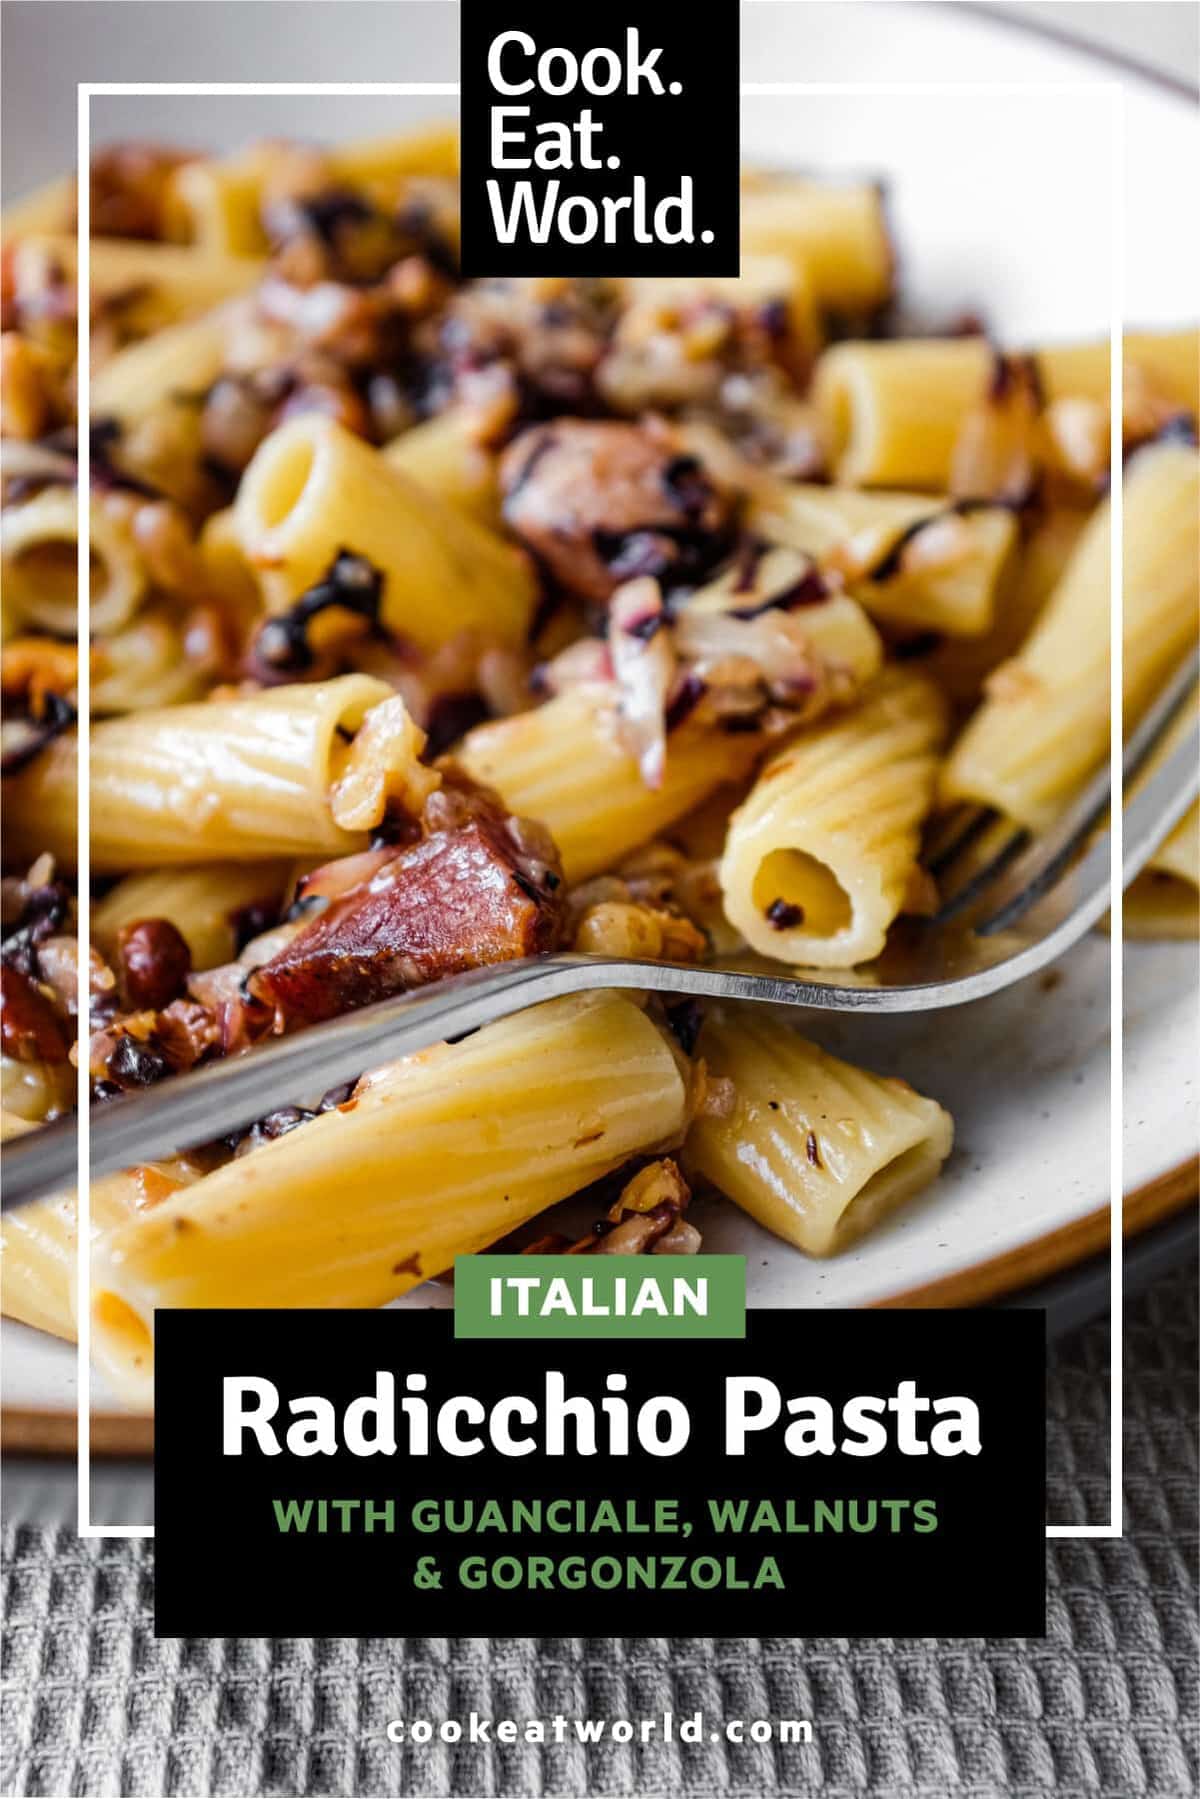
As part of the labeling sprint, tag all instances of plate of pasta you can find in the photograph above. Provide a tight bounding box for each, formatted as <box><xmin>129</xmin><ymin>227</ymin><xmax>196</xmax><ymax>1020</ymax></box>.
<box><xmin>1</xmin><ymin>24</ymin><xmax>1198</xmax><ymax>1443</ymax></box>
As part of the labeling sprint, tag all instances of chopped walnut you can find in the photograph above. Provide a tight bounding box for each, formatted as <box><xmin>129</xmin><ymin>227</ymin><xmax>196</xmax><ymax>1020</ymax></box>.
<box><xmin>521</xmin><ymin>1157</ymin><xmax>700</xmax><ymax>1257</ymax></box>
<box><xmin>328</xmin><ymin>694</ymin><xmax>441</xmax><ymax>833</ymax></box>
<box><xmin>89</xmin><ymin>143</ymin><xmax>197</xmax><ymax>241</ymax></box>
<box><xmin>572</xmin><ymin>897</ymin><xmax>708</xmax><ymax>964</ymax></box>
<box><xmin>610</xmin><ymin>1157</ymin><xmax>691</xmax><ymax>1216</ymax></box>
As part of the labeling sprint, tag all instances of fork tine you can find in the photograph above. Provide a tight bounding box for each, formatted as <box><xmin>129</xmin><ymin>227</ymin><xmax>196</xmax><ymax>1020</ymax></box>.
<box><xmin>974</xmin><ymin>646</ymin><xmax>1200</xmax><ymax>938</ymax></box>
<box><xmin>972</xmin><ymin>778</ymin><xmax>1110</xmax><ymax>936</ymax></box>
<box><xmin>931</xmin><ymin>820</ymin><xmax>1030</xmax><ymax>923</ymax></box>
<box><xmin>923</xmin><ymin>804</ymin><xmax>998</xmax><ymax>877</ymax></box>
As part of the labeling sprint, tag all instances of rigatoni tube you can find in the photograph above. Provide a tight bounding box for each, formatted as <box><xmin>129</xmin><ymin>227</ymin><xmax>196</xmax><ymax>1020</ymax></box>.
<box><xmin>751</xmin><ymin>480</ymin><xmax>1017</xmax><ymax>637</ymax></box>
<box><xmin>814</xmin><ymin>338</ymin><xmax>993</xmax><ymax>488</ymax></box>
<box><xmin>941</xmin><ymin>443</ymin><xmax>1200</xmax><ymax>831</ymax></box>
<box><xmin>0</xmin><ymin>1162</ymin><xmax>193</xmax><ymax>1342</ymax></box>
<box><xmin>1121</xmin><ymin>691</ymin><xmax>1199</xmax><ymax>941</ymax></box>
<box><xmin>684</xmin><ymin>1006</ymin><xmax>953</xmax><ymax>1256</ymax></box>
<box><xmin>12</xmin><ymin>234</ymin><xmax>263</xmax><ymax>336</ymax></box>
<box><xmin>90</xmin><ymin>992</ymin><xmax>690</xmax><ymax>1406</ymax></box>
<box><xmin>4</xmin><ymin>675</ymin><xmax>430</xmax><ymax>871</ymax></box>
<box><xmin>739</xmin><ymin>178</ymin><xmax>893</xmax><ymax>314</ymax></box>
<box><xmin>383</xmin><ymin>411</ymin><xmax>502</xmax><ymax>527</ymax></box>
<box><xmin>815</xmin><ymin>331</ymin><xmax>1200</xmax><ymax>490</ymax></box>
<box><xmin>235</xmin><ymin>414</ymin><xmax>537</xmax><ymax>650</ymax></box>
<box><xmin>457</xmin><ymin>685</ymin><xmax>767</xmax><ymax>883</ymax></box>
<box><xmin>89</xmin><ymin>310</ymin><xmax>231</xmax><ymax>427</ymax></box>
<box><xmin>720</xmin><ymin>669</ymin><xmax>947</xmax><ymax>967</ymax></box>
<box><xmin>1</xmin><ymin>485</ymin><xmax>146</xmax><ymax>636</ymax></box>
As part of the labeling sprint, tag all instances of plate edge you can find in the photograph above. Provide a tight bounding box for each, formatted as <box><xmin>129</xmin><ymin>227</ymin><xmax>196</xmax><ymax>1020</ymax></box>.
<box><xmin>3</xmin><ymin>1155</ymin><xmax>1196</xmax><ymax>1457</ymax></box>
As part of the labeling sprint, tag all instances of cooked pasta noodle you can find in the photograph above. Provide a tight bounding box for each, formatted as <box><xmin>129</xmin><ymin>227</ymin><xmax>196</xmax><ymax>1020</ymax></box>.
<box><xmin>235</xmin><ymin>415</ymin><xmax>537</xmax><ymax>649</ymax></box>
<box><xmin>720</xmin><ymin>668</ymin><xmax>947</xmax><ymax>966</ymax></box>
<box><xmin>383</xmin><ymin>411</ymin><xmax>502</xmax><ymax>526</ymax></box>
<box><xmin>90</xmin><ymin>605</ymin><xmax>214</xmax><ymax>714</ymax></box>
<box><xmin>816</xmin><ymin>330</ymin><xmax>1200</xmax><ymax>489</ymax></box>
<box><xmin>89</xmin><ymin>991</ymin><xmax>689</xmax><ymax>1405</ymax></box>
<box><xmin>164</xmin><ymin>144</ymin><xmax>279</xmax><ymax>254</ymax></box>
<box><xmin>11</xmin><ymin>233</ymin><xmax>264</xmax><ymax>335</ymax></box>
<box><xmin>4</xmin><ymin>675</ymin><xmax>431</xmax><ymax>869</ymax></box>
<box><xmin>941</xmin><ymin>443</ymin><xmax>1200</xmax><ymax>830</ymax></box>
<box><xmin>1</xmin><ymin>1161</ymin><xmax>198</xmax><ymax>1341</ymax></box>
<box><xmin>329</xmin><ymin>122</ymin><xmax>460</xmax><ymax>192</ymax></box>
<box><xmin>458</xmin><ymin>685</ymin><xmax>770</xmax><ymax>883</ymax></box>
<box><xmin>684</xmin><ymin>1005</ymin><xmax>953</xmax><ymax>1255</ymax></box>
<box><xmin>739</xmin><ymin>177</ymin><xmax>893</xmax><ymax>314</ymax></box>
<box><xmin>1122</xmin><ymin>692</ymin><xmax>1200</xmax><ymax>940</ymax></box>
<box><xmin>750</xmin><ymin>480</ymin><xmax>1017</xmax><ymax>636</ymax></box>
<box><xmin>2</xmin><ymin>485</ymin><xmax>145</xmax><ymax>636</ymax></box>
<box><xmin>89</xmin><ymin>309</ymin><xmax>231</xmax><ymax>426</ymax></box>
<box><xmin>814</xmin><ymin>338</ymin><xmax>994</xmax><ymax>488</ymax></box>
<box><xmin>1038</xmin><ymin>329</ymin><xmax>1199</xmax><ymax>411</ymax></box>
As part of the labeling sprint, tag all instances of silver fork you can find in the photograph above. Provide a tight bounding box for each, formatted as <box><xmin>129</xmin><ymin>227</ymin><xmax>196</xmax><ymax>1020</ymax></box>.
<box><xmin>3</xmin><ymin>650</ymin><xmax>1196</xmax><ymax>1210</ymax></box>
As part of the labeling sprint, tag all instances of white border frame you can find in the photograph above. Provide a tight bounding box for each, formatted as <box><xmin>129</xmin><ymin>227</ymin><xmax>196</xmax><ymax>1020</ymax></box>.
<box><xmin>74</xmin><ymin>79</ymin><xmax>1125</xmax><ymax>1541</ymax></box>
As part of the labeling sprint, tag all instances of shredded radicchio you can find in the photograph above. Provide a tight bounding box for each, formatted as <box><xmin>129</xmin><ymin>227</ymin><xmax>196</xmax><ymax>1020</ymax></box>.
<box><xmin>863</xmin><ymin>496</ymin><xmax>1007</xmax><ymax>583</ymax></box>
<box><xmin>987</xmin><ymin>349</ymin><xmax>1044</xmax><ymax>409</ymax></box>
<box><xmin>1</xmin><ymin>881</ymin><xmax>73</xmax><ymax>979</ymax></box>
<box><xmin>264</xmin><ymin>188</ymin><xmax>375</xmax><ymax>250</ymax></box>
<box><xmin>729</xmin><ymin>565</ymin><xmax>829</xmax><ymax>619</ymax></box>
<box><xmin>664</xmin><ymin>672</ymin><xmax>707</xmax><ymax>732</ymax></box>
<box><xmin>1</xmin><ymin>692</ymin><xmax>78</xmax><ymax>776</ymax></box>
<box><xmin>1148</xmin><ymin>411</ymin><xmax>1198</xmax><ymax>449</ymax></box>
<box><xmin>593</xmin><ymin>523</ymin><xmax>729</xmax><ymax>592</ymax></box>
<box><xmin>663</xmin><ymin>997</ymin><xmax>704</xmax><ymax>1056</ymax></box>
<box><xmin>609</xmin><ymin>579</ymin><xmax>676</xmax><ymax>788</ymax></box>
<box><xmin>251</xmin><ymin>548</ymin><xmax>385</xmax><ymax>675</ymax></box>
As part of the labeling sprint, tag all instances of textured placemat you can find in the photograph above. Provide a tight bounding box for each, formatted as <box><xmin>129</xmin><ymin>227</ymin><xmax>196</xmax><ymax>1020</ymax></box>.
<box><xmin>3</xmin><ymin>1266</ymin><xmax>1197</xmax><ymax>1799</ymax></box>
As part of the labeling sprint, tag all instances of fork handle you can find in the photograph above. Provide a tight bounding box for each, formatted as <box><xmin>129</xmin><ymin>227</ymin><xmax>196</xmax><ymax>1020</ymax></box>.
<box><xmin>0</xmin><ymin>956</ymin><xmax>602</xmax><ymax>1210</ymax></box>
<box><xmin>0</xmin><ymin>947</ymin><xmax>907</xmax><ymax>1211</ymax></box>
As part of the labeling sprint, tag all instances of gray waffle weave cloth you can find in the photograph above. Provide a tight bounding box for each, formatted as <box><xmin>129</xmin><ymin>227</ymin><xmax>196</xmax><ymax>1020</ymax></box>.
<box><xmin>2</xmin><ymin>1265</ymin><xmax>1197</xmax><ymax>1798</ymax></box>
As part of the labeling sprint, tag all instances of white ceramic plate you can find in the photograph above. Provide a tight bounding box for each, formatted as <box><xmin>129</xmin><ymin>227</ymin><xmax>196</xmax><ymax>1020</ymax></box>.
<box><xmin>2</xmin><ymin>2</ymin><xmax>1197</xmax><ymax>1433</ymax></box>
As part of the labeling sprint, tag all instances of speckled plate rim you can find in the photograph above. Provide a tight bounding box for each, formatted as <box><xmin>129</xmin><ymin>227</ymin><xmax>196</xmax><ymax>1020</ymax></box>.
<box><xmin>3</xmin><ymin>1158</ymin><xmax>1195</xmax><ymax>1457</ymax></box>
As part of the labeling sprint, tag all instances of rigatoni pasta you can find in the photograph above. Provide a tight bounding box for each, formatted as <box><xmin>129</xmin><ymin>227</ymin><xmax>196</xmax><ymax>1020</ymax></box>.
<box><xmin>457</xmin><ymin>685</ymin><xmax>768</xmax><ymax>883</ymax></box>
<box><xmin>4</xmin><ymin>675</ymin><xmax>435</xmax><ymax>869</ymax></box>
<box><xmin>2</xmin><ymin>485</ymin><xmax>146</xmax><ymax>637</ymax></box>
<box><xmin>941</xmin><ymin>443</ymin><xmax>1200</xmax><ymax>830</ymax></box>
<box><xmin>90</xmin><ymin>991</ymin><xmax>689</xmax><ymax>1405</ymax></box>
<box><xmin>814</xmin><ymin>338</ymin><xmax>995</xmax><ymax>488</ymax></box>
<box><xmin>720</xmin><ymin>669</ymin><xmax>947</xmax><ymax>966</ymax></box>
<box><xmin>89</xmin><ymin>309</ymin><xmax>231</xmax><ymax>426</ymax></box>
<box><xmin>1122</xmin><ymin>692</ymin><xmax>1200</xmax><ymax>940</ymax></box>
<box><xmin>11</xmin><ymin>234</ymin><xmax>264</xmax><ymax>337</ymax></box>
<box><xmin>0</xmin><ymin>1160</ymin><xmax>200</xmax><ymax>1341</ymax></box>
<box><xmin>684</xmin><ymin>1006</ymin><xmax>954</xmax><ymax>1255</ymax></box>
<box><xmin>739</xmin><ymin>176</ymin><xmax>894</xmax><ymax>314</ymax></box>
<box><xmin>750</xmin><ymin>480</ymin><xmax>1017</xmax><ymax>636</ymax></box>
<box><xmin>815</xmin><ymin>330</ymin><xmax>1200</xmax><ymax>489</ymax></box>
<box><xmin>235</xmin><ymin>414</ymin><xmax>537</xmax><ymax>649</ymax></box>
<box><xmin>383</xmin><ymin>411</ymin><xmax>502</xmax><ymax>526</ymax></box>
